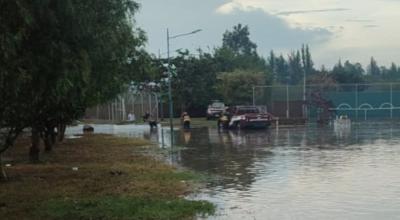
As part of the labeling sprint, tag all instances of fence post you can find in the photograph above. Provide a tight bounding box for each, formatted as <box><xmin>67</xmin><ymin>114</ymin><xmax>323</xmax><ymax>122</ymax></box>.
<box><xmin>286</xmin><ymin>84</ymin><xmax>290</xmax><ymax>118</ymax></box>
<box><xmin>355</xmin><ymin>84</ymin><xmax>358</xmax><ymax>120</ymax></box>
<box><xmin>252</xmin><ymin>86</ymin><xmax>255</xmax><ymax>106</ymax></box>
<box><xmin>148</xmin><ymin>93</ymin><xmax>151</xmax><ymax>119</ymax></box>
<box><xmin>390</xmin><ymin>83</ymin><xmax>393</xmax><ymax>119</ymax></box>
<box><xmin>108</xmin><ymin>103</ymin><xmax>111</xmax><ymax>121</ymax></box>
<box><xmin>141</xmin><ymin>93</ymin><xmax>144</xmax><ymax>119</ymax></box>
<box><xmin>122</xmin><ymin>96</ymin><xmax>126</xmax><ymax>121</ymax></box>
<box><xmin>155</xmin><ymin>93</ymin><xmax>159</xmax><ymax>121</ymax></box>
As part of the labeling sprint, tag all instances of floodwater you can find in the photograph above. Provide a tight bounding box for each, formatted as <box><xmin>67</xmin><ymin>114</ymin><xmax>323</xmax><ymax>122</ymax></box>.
<box><xmin>66</xmin><ymin>122</ymin><xmax>400</xmax><ymax>219</ymax></box>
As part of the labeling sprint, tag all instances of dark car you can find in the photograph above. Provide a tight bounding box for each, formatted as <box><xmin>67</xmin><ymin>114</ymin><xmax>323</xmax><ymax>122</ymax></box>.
<box><xmin>228</xmin><ymin>106</ymin><xmax>273</xmax><ymax>129</ymax></box>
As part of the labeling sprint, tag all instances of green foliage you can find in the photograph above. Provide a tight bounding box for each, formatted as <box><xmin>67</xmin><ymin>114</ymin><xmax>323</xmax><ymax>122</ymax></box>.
<box><xmin>217</xmin><ymin>69</ymin><xmax>266</xmax><ymax>105</ymax></box>
<box><xmin>367</xmin><ymin>57</ymin><xmax>381</xmax><ymax>77</ymax></box>
<box><xmin>266</xmin><ymin>45</ymin><xmax>400</xmax><ymax>86</ymax></box>
<box><xmin>273</xmin><ymin>54</ymin><xmax>289</xmax><ymax>84</ymax></box>
<box><xmin>42</xmin><ymin>197</ymin><xmax>215</xmax><ymax>220</ymax></box>
<box><xmin>171</xmin><ymin>50</ymin><xmax>218</xmax><ymax>112</ymax></box>
<box><xmin>215</xmin><ymin>24</ymin><xmax>267</xmax><ymax>73</ymax></box>
<box><xmin>269</xmin><ymin>45</ymin><xmax>315</xmax><ymax>85</ymax></box>
<box><xmin>73</xmin><ymin>0</ymin><xmax>147</xmax><ymax>106</ymax></box>
<box><xmin>210</xmin><ymin>23</ymin><xmax>271</xmax><ymax>106</ymax></box>
<box><xmin>331</xmin><ymin>60</ymin><xmax>364</xmax><ymax>84</ymax></box>
<box><xmin>0</xmin><ymin>0</ymin><xmax>147</xmax><ymax>158</ymax></box>
<box><xmin>222</xmin><ymin>23</ymin><xmax>257</xmax><ymax>56</ymax></box>
<box><xmin>288</xmin><ymin>50</ymin><xmax>303</xmax><ymax>85</ymax></box>
<box><xmin>0</xmin><ymin>0</ymin><xmax>38</xmax><ymax>153</ymax></box>
<box><xmin>381</xmin><ymin>63</ymin><xmax>400</xmax><ymax>81</ymax></box>
<box><xmin>301</xmin><ymin>44</ymin><xmax>314</xmax><ymax>76</ymax></box>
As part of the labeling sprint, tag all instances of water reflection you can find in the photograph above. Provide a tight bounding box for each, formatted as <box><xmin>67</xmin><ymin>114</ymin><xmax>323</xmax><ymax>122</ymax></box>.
<box><xmin>174</xmin><ymin>123</ymin><xmax>400</xmax><ymax>220</ymax></box>
<box><xmin>66</xmin><ymin>122</ymin><xmax>400</xmax><ymax>219</ymax></box>
<box><xmin>177</xmin><ymin>128</ymin><xmax>275</xmax><ymax>191</ymax></box>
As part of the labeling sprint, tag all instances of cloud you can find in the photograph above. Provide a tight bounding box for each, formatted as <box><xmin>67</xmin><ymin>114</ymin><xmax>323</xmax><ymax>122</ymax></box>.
<box><xmin>216</xmin><ymin>2</ymin><xmax>241</xmax><ymax>14</ymax></box>
<box><xmin>346</xmin><ymin>19</ymin><xmax>374</xmax><ymax>23</ymax></box>
<box><xmin>136</xmin><ymin>0</ymin><xmax>333</xmax><ymax>58</ymax></box>
<box><xmin>276</xmin><ymin>8</ymin><xmax>350</xmax><ymax>16</ymax></box>
<box><xmin>137</xmin><ymin>0</ymin><xmax>400</xmax><ymax>67</ymax></box>
<box><xmin>364</xmin><ymin>25</ymin><xmax>379</xmax><ymax>28</ymax></box>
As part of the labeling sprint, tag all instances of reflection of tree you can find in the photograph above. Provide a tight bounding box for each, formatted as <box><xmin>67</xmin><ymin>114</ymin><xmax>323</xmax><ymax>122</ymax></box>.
<box><xmin>174</xmin><ymin>123</ymin><xmax>397</xmax><ymax>191</ymax></box>
<box><xmin>178</xmin><ymin>128</ymin><xmax>274</xmax><ymax>190</ymax></box>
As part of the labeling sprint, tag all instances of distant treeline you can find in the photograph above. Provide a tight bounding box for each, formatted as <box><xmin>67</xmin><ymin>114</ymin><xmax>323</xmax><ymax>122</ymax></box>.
<box><xmin>269</xmin><ymin>49</ymin><xmax>400</xmax><ymax>85</ymax></box>
<box><xmin>145</xmin><ymin>23</ymin><xmax>400</xmax><ymax>114</ymax></box>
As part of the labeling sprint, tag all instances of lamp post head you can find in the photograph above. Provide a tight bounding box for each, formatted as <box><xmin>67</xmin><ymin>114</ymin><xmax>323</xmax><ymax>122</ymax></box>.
<box><xmin>169</xmin><ymin>29</ymin><xmax>202</xmax><ymax>40</ymax></box>
<box><xmin>190</xmin><ymin>29</ymin><xmax>202</xmax><ymax>34</ymax></box>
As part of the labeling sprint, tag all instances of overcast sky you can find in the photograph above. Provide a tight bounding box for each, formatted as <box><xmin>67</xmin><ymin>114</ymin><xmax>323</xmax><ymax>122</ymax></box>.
<box><xmin>136</xmin><ymin>0</ymin><xmax>400</xmax><ymax>68</ymax></box>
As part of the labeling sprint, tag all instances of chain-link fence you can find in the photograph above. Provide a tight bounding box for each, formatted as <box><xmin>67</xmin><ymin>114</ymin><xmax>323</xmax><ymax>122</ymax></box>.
<box><xmin>253</xmin><ymin>83</ymin><xmax>400</xmax><ymax>121</ymax></box>
<box><xmin>84</xmin><ymin>92</ymin><xmax>161</xmax><ymax>123</ymax></box>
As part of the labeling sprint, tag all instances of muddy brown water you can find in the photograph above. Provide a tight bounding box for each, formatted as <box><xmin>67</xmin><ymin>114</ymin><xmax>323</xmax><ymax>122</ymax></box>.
<box><xmin>66</xmin><ymin>122</ymin><xmax>400</xmax><ymax>219</ymax></box>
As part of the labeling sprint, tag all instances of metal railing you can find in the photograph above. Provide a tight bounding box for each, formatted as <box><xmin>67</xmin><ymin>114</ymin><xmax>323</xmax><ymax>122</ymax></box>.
<box><xmin>252</xmin><ymin>83</ymin><xmax>400</xmax><ymax>121</ymax></box>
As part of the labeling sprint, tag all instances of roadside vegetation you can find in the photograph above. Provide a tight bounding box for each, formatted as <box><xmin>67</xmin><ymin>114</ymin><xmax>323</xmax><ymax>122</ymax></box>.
<box><xmin>0</xmin><ymin>134</ymin><xmax>214</xmax><ymax>219</ymax></box>
<box><xmin>1</xmin><ymin>0</ymin><xmax>398</xmax><ymax>218</ymax></box>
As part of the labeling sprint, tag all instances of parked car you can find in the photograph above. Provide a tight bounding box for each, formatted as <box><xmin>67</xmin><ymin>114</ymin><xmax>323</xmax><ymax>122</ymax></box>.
<box><xmin>206</xmin><ymin>101</ymin><xmax>226</xmax><ymax>120</ymax></box>
<box><xmin>228</xmin><ymin>106</ymin><xmax>273</xmax><ymax>129</ymax></box>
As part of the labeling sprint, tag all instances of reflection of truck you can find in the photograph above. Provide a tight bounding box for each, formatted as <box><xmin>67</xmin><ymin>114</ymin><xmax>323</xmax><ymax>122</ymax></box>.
<box><xmin>228</xmin><ymin>106</ymin><xmax>273</xmax><ymax>129</ymax></box>
<box><xmin>206</xmin><ymin>101</ymin><xmax>226</xmax><ymax>120</ymax></box>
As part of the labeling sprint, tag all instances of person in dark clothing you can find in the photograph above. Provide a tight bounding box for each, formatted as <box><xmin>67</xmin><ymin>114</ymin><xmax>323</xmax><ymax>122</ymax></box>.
<box><xmin>143</xmin><ymin>112</ymin><xmax>150</xmax><ymax>122</ymax></box>
<box><xmin>149</xmin><ymin>119</ymin><xmax>157</xmax><ymax>130</ymax></box>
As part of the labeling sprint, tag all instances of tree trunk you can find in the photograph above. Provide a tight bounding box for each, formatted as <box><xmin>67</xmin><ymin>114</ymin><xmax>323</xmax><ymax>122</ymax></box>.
<box><xmin>29</xmin><ymin>126</ymin><xmax>40</xmax><ymax>163</ymax></box>
<box><xmin>57</xmin><ymin>123</ymin><xmax>66</xmax><ymax>142</ymax></box>
<box><xmin>44</xmin><ymin>126</ymin><xmax>56</xmax><ymax>152</ymax></box>
<box><xmin>44</xmin><ymin>134</ymin><xmax>52</xmax><ymax>152</ymax></box>
<box><xmin>0</xmin><ymin>127</ymin><xmax>23</xmax><ymax>180</ymax></box>
<box><xmin>0</xmin><ymin>155</ymin><xmax>7</xmax><ymax>181</ymax></box>
<box><xmin>51</xmin><ymin>127</ymin><xmax>57</xmax><ymax>145</ymax></box>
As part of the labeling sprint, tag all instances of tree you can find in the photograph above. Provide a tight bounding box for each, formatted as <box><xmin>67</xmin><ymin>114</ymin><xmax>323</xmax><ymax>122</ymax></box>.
<box><xmin>268</xmin><ymin>50</ymin><xmax>276</xmax><ymax>80</ymax></box>
<box><xmin>331</xmin><ymin>60</ymin><xmax>365</xmax><ymax>85</ymax></box>
<box><xmin>215</xmin><ymin>24</ymin><xmax>267</xmax><ymax>73</ymax></box>
<box><xmin>382</xmin><ymin>63</ymin><xmax>399</xmax><ymax>81</ymax></box>
<box><xmin>275</xmin><ymin>55</ymin><xmax>289</xmax><ymax>84</ymax></box>
<box><xmin>222</xmin><ymin>23</ymin><xmax>257</xmax><ymax>56</ymax></box>
<box><xmin>0</xmin><ymin>0</ymin><xmax>146</xmax><ymax>163</ymax></box>
<box><xmin>216</xmin><ymin>70</ymin><xmax>266</xmax><ymax>105</ymax></box>
<box><xmin>215</xmin><ymin>24</ymin><xmax>273</xmax><ymax>105</ymax></box>
<box><xmin>368</xmin><ymin>57</ymin><xmax>381</xmax><ymax>77</ymax></box>
<box><xmin>171</xmin><ymin>50</ymin><xmax>218</xmax><ymax>114</ymax></box>
<box><xmin>287</xmin><ymin>51</ymin><xmax>303</xmax><ymax>85</ymax></box>
<box><xmin>0</xmin><ymin>0</ymin><xmax>38</xmax><ymax>169</ymax></box>
<box><xmin>301</xmin><ymin>44</ymin><xmax>314</xmax><ymax>76</ymax></box>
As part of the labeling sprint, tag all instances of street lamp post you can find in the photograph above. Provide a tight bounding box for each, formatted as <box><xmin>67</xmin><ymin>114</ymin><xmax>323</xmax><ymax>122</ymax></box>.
<box><xmin>303</xmin><ymin>68</ymin><xmax>307</xmax><ymax>119</ymax></box>
<box><xmin>166</xmin><ymin>28</ymin><xmax>201</xmax><ymax>147</ymax></box>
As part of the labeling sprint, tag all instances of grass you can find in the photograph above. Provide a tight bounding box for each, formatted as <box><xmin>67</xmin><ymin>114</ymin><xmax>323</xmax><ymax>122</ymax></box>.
<box><xmin>44</xmin><ymin>197</ymin><xmax>214</xmax><ymax>220</ymax></box>
<box><xmin>0</xmin><ymin>134</ymin><xmax>214</xmax><ymax>220</ymax></box>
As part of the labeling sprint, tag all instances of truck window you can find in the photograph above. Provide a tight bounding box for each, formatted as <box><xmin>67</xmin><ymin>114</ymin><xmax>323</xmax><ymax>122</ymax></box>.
<box><xmin>237</xmin><ymin>108</ymin><xmax>259</xmax><ymax>114</ymax></box>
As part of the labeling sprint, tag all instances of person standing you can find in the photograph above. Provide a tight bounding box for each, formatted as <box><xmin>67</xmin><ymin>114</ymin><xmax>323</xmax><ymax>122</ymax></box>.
<box><xmin>181</xmin><ymin>112</ymin><xmax>191</xmax><ymax>130</ymax></box>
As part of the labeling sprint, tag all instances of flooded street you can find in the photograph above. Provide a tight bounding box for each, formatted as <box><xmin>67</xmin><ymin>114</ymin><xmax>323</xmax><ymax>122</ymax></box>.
<box><xmin>181</xmin><ymin>124</ymin><xmax>400</xmax><ymax>220</ymax></box>
<box><xmin>67</xmin><ymin>122</ymin><xmax>400</xmax><ymax>219</ymax></box>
